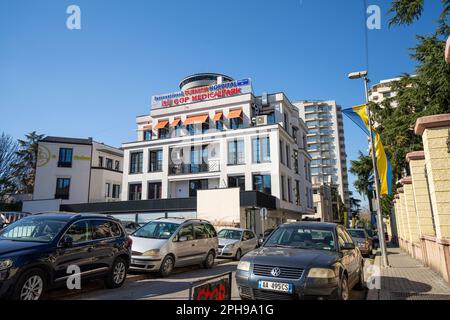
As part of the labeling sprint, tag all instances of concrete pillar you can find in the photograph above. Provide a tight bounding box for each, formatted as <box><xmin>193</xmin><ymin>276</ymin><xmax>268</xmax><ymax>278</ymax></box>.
<box><xmin>401</xmin><ymin>178</ymin><xmax>421</xmax><ymax>247</ymax></box>
<box><xmin>394</xmin><ymin>195</ymin><xmax>404</xmax><ymax>243</ymax></box>
<box><xmin>415</xmin><ymin>115</ymin><xmax>450</xmax><ymax>239</ymax></box>
<box><xmin>398</xmin><ymin>188</ymin><xmax>412</xmax><ymax>244</ymax></box>
<box><xmin>406</xmin><ymin>151</ymin><xmax>436</xmax><ymax>237</ymax></box>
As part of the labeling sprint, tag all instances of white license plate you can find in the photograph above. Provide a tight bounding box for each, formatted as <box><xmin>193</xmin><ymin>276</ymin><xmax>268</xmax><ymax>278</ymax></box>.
<box><xmin>258</xmin><ymin>280</ymin><xmax>292</xmax><ymax>293</ymax></box>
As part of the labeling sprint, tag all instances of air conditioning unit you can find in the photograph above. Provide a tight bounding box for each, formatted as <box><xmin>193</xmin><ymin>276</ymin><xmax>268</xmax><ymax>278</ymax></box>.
<box><xmin>255</xmin><ymin>115</ymin><xmax>268</xmax><ymax>126</ymax></box>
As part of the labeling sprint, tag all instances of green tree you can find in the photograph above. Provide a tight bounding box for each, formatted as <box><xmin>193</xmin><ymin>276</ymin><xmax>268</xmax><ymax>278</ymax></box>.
<box><xmin>349</xmin><ymin>151</ymin><xmax>376</xmax><ymax>217</ymax></box>
<box><xmin>371</xmin><ymin>0</ymin><xmax>450</xmax><ymax>182</ymax></box>
<box><xmin>12</xmin><ymin>131</ymin><xmax>45</xmax><ymax>194</ymax></box>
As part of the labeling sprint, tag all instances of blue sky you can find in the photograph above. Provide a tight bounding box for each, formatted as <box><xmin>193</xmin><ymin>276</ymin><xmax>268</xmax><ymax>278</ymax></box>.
<box><xmin>0</xmin><ymin>0</ymin><xmax>444</xmax><ymax>206</ymax></box>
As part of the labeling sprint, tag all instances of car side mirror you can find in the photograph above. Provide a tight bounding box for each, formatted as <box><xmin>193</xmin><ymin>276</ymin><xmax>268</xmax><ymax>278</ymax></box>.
<box><xmin>60</xmin><ymin>235</ymin><xmax>73</xmax><ymax>248</ymax></box>
<box><xmin>178</xmin><ymin>236</ymin><xmax>188</xmax><ymax>242</ymax></box>
<box><xmin>342</xmin><ymin>242</ymin><xmax>355</xmax><ymax>250</ymax></box>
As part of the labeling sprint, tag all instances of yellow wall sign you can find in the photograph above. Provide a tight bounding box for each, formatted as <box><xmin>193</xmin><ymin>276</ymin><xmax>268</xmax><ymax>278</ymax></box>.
<box><xmin>37</xmin><ymin>145</ymin><xmax>51</xmax><ymax>167</ymax></box>
<box><xmin>74</xmin><ymin>155</ymin><xmax>91</xmax><ymax>161</ymax></box>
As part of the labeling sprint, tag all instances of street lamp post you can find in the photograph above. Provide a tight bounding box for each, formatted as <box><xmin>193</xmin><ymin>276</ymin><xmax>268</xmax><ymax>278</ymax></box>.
<box><xmin>348</xmin><ymin>70</ymin><xmax>390</xmax><ymax>268</ymax></box>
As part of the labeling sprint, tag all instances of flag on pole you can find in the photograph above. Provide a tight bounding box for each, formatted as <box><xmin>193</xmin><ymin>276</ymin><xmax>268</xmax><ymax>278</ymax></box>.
<box><xmin>343</xmin><ymin>104</ymin><xmax>393</xmax><ymax>196</ymax></box>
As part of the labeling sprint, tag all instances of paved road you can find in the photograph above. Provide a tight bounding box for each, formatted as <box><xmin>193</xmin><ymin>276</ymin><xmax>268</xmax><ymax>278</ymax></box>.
<box><xmin>48</xmin><ymin>257</ymin><xmax>373</xmax><ymax>300</ymax></box>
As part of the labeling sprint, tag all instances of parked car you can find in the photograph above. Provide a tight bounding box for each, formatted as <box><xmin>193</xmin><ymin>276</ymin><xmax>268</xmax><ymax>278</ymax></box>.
<box><xmin>347</xmin><ymin>228</ymin><xmax>373</xmax><ymax>257</ymax></box>
<box><xmin>120</xmin><ymin>221</ymin><xmax>142</xmax><ymax>235</ymax></box>
<box><xmin>367</xmin><ymin>229</ymin><xmax>379</xmax><ymax>249</ymax></box>
<box><xmin>0</xmin><ymin>213</ymin><xmax>132</xmax><ymax>300</ymax></box>
<box><xmin>0</xmin><ymin>212</ymin><xmax>30</xmax><ymax>230</ymax></box>
<box><xmin>217</xmin><ymin>228</ymin><xmax>258</xmax><ymax>260</ymax></box>
<box><xmin>258</xmin><ymin>228</ymin><xmax>275</xmax><ymax>246</ymax></box>
<box><xmin>129</xmin><ymin>218</ymin><xmax>218</xmax><ymax>276</ymax></box>
<box><xmin>236</xmin><ymin>222</ymin><xmax>365</xmax><ymax>300</ymax></box>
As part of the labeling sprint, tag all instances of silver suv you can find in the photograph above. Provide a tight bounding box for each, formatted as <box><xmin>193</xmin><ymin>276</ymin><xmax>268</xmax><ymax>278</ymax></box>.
<box><xmin>129</xmin><ymin>218</ymin><xmax>218</xmax><ymax>276</ymax></box>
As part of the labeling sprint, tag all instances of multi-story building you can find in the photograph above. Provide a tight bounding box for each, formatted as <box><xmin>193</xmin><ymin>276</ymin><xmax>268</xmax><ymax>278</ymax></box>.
<box><xmin>368</xmin><ymin>77</ymin><xmax>401</xmax><ymax>108</ymax></box>
<box><xmin>312</xmin><ymin>184</ymin><xmax>333</xmax><ymax>222</ymax></box>
<box><xmin>32</xmin><ymin>136</ymin><xmax>123</xmax><ymax>205</ymax></box>
<box><xmin>121</xmin><ymin>73</ymin><xmax>314</xmax><ymax>230</ymax></box>
<box><xmin>294</xmin><ymin>100</ymin><xmax>350</xmax><ymax>214</ymax></box>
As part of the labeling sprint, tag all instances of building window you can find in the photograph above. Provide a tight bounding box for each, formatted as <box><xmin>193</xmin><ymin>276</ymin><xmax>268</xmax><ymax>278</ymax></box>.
<box><xmin>228</xmin><ymin>176</ymin><xmax>245</xmax><ymax>191</ymax></box>
<box><xmin>228</xmin><ymin>139</ymin><xmax>245</xmax><ymax>165</ymax></box>
<box><xmin>55</xmin><ymin>178</ymin><xmax>70</xmax><ymax>200</ymax></box>
<box><xmin>128</xmin><ymin>183</ymin><xmax>142</xmax><ymax>200</ymax></box>
<box><xmin>284</xmin><ymin>113</ymin><xmax>289</xmax><ymax>134</ymax></box>
<box><xmin>98</xmin><ymin>156</ymin><xmax>104</xmax><ymax>167</ymax></box>
<box><xmin>149</xmin><ymin>149</ymin><xmax>163</xmax><ymax>172</ymax></box>
<box><xmin>148</xmin><ymin>182</ymin><xmax>162</xmax><ymax>200</ymax></box>
<box><xmin>115</xmin><ymin>160</ymin><xmax>120</xmax><ymax>171</ymax></box>
<box><xmin>252</xmin><ymin>137</ymin><xmax>270</xmax><ymax>163</ymax></box>
<box><xmin>294</xmin><ymin>150</ymin><xmax>299</xmax><ymax>174</ymax></box>
<box><xmin>112</xmin><ymin>184</ymin><xmax>121</xmax><ymax>199</ymax></box>
<box><xmin>230</xmin><ymin>117</ymin><xmax>243</xmax><ymax>130</ymax></box>
<box><xmin>105</xmin><ymin>183</ymin><xmax>111</xmax><ymax>198</ymax></box>
<box><xmin>144</xmin><ymin>130</ymin><xmax>152</xmax><ymax>141</ymax></box>
<box><xmin>286</xmin><ymin>145</ymin><xmax>291</xmax><ymax>168</ymax></box>
<box><xmin>295</xmin><ymin>180</ymin><xmax>300</xmax><ymax>206</ymax></box>
<box><xmin>267</xmin><ymin>112</ymin><xmax>276</xmax><ymax>124</ymax></box>
<box><xmin>187</xmin><ymin>123</ymin><xmax>209</xmax><ymax>136</ymax></box>
<box><xmin>292</xmin><ymin>127</ymin><xmax>298</xmax><ymax>143</ymax></box>
<box><xmin>174</xmin><ymin>122</ymin><xmax>182</xmax><ymax>137</ymax></box>
<box><xmin>129</xmin><ymin>152</ymin><xmax>143</xmax><ymax>174</ymax></box>
<box><xmin>253</xmin><ymin>174</ymin><xmax>271</xmax><ymax>195</ymax></box>
<box><xmin>106</xmin><ymin>158</ymin><xmax>113</xmax><ymax>170</ymax></box>
<box><xmin>279</xmin><ymin>140</ymin><xmax>284</xmax><ymax>164</ymax></box>
<box><xmin>58</xmin><ymin>148</ymin><xmax>73</xmax><ymax>168</ymax></box>
<box><xmin>287</xmin><ymin>178</ymin><xmax>292</xmax><ymax>203</ymax></box>
<box><xmin>189</xmin><ymin>179</ymin><xmax>208</xmax><ymax>197</ymax></box>
<box><xmin>281</xmin><ymin>176</ymin><xmax>286</xmax><ymax>201</ymax></box>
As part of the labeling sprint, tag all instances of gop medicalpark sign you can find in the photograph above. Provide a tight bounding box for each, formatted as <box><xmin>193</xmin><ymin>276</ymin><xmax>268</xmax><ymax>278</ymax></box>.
<box><xmin>151</xmin><ymin>78</ymin><xmax>252</xmax><ymax>110</ymax></box>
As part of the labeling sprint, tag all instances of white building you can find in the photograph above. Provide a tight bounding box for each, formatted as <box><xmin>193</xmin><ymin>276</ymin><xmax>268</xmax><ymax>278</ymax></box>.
<box><xmin>121</xmin><ymin>73</ymin><xmax>314</xmax><ymax>229</ymax></box>
<box><xmin>32</xmin><ymin>136</ymin><xmax>123</xmax><ymax>205</ymax></box>
<box><xmin>294</xmin><ymin>100</ymin><xmax>350</xmax><ymax>213</ymax></box>
<box><xmin>368</xmin><ymin>77</ymin><xmax>402</xmax><ymax>108</ymax></box>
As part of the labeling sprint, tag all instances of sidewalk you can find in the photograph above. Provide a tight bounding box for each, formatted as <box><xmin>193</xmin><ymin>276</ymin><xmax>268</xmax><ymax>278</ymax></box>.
<box><xmin>367</xmin><ymin>247</ymin><xmax>450</xmax><ymax>300</ymax></box>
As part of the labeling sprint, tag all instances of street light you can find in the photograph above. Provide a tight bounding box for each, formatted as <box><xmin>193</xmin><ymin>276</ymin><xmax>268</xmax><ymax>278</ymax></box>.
<box><xmin>348</xmin><ymin>70</ymin><xmax>390</xmax><ymax>268</ymax></box>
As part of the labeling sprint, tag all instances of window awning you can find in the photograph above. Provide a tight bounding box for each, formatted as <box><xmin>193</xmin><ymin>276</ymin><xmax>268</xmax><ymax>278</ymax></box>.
<box><xmin>213</xmin><ymin>112</ymin><xmax>223</xmax><ymax>122</ymax></box>
<box><xmin>184</xmin><ymin>114</ymin><xmax>209</xmax><ymax>125</ymax></box>
<box><xmin>171</xmin><ymin>118</ymin><xmax>181</xmax><ymax>127</ymax></box>
<box><xmin>228</xmin><ymin>109</ymin><xmax>242</xmax><ymax>119</ymax></box>
<box><xmin>155</xmin><ymin>120</ymin><xmax>169</xmax><ymax>129</ymax></box>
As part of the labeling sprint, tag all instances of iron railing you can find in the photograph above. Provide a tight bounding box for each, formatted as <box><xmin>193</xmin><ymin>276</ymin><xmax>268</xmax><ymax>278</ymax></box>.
<box><xmin>169</xmin><ymin>160</ymin><xmax>220</xmax><ymax>176</ymax></box>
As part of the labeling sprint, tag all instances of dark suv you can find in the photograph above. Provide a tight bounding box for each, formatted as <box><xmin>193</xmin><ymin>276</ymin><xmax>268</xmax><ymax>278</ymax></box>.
<box><xmin>0</xmin><ymin>213</ymin><xmax>132</xmax><ymax>300</ymax></box>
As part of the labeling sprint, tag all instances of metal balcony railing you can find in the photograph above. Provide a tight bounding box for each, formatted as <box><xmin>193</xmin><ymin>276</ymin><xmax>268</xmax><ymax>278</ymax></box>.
<box><xmin>169</xmin><ymin>160</ymin><xmax>220</xmax><ymax>176</ymax></box>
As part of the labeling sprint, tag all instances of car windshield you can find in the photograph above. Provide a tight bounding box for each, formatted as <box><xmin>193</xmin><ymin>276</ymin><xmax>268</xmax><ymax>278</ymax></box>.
<box><xmin>347</xmin><ymin>229</ymin><xmax>366</xmax><ymax>238</ymax></box>
<box><xmin>264</xmin><ymin>227</ymin><xmax>336</xmax><ymax>251</ymax></box>
<box><xmin>218</xmin><ymin>229</ymin><xmax>242</xmax><ymax>240</ymax></box>
<box><xmin>133</xmin><ymin>221</ymin><xmax>179</xmax><ymax>239</ymax></box>
<box><xmin>0</xmin><ymin>217</ymin><xmax>67</xmax><ymax>243</ymax></box>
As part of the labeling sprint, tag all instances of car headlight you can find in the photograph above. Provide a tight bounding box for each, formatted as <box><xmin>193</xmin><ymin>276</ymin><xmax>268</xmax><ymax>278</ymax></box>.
<box><xmin>0</xmin><ymin>259</ymin><xmax>13</xmax><ymax>271</ymax></box>
<box><xmin>142</xmin><ymin>249</ymin><xmax>160</xmax><ymax>257</ymax></box>
<box><xmin>307</xmin><ymin>268</ymin><xmax>336</xmax><ymax>279</ymax></box>
<box><xmin>237</xmin><ymin>260</ymin><xmax>251</xmax><ymax>272</ymax></box>
<box><xmin>226</xmin><ymin>243</ymin><xmax>236</xmax><ymax>249</ymax></box>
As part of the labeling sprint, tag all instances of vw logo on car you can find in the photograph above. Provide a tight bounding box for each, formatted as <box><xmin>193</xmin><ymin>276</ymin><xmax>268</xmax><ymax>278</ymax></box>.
<box><xmin>270</xmin><ymin>267</ymin><xmax>281</xmax><ymax>277</ymax></box>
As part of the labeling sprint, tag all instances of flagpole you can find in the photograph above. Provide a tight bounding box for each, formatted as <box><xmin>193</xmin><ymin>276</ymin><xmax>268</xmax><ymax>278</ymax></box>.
<box><xmin>363</xmin><ymin>76</ymin><xmax>390</xmax><ymax>268</ymax></box>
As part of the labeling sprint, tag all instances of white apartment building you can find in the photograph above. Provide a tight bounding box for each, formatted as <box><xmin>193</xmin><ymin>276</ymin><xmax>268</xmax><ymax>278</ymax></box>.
<box><xmin>368</xmin><ymin>77</ymin><xmax>401</xmax><ymax>108</ymax></box>
<box><xmin>32</xmin><ymin>136</ymin><xmax>123</xmax><ymax>205</ymax></box>
<box><xmin>294</xmin><ymin>100</ymin><xmax>350</xmax><ymax>215</ymax></box>
<box><xmin>121</xmin><ymin>73</ymin><xmax>314</xmax><ymax>229</ymax></box>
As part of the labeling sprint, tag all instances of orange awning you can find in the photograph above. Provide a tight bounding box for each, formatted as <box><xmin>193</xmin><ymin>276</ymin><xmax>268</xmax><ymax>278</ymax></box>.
<box><xmin>171</xmin><ymin>118</ymin><xmax>181</xmax><ymax>127</ymax></box>
<box><xmin>155</xmin><ymin>120</ymin><xmax>169</xmax><ymax>129</ymax></box>
<box><xmin>184</xmin><ymin>114</ymin><xmax>209</xmax><ymax>125</ymax></box>
<box><xmin>213</xmin><ymin>112</ymin><xmax>223</xmax><ymax>122</ymax></box>
<box><xmin>228</xmin><ymin>109</ymin><xmax>242</xmax><ymax>119</ymax></box>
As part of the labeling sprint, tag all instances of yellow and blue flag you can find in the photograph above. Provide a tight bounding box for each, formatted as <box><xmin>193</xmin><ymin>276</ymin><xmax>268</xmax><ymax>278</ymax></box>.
<box><xmin>343</xmin><ymin>104</ymin><xmax>393</xmax><ymax>196</ymax></box>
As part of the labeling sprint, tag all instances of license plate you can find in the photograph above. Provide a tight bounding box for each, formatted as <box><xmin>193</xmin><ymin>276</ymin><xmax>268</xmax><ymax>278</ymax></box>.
<box><xmin>258</xmin><ymin>280</ymin><xmax>292</xmax><ymax>293</ymax></box>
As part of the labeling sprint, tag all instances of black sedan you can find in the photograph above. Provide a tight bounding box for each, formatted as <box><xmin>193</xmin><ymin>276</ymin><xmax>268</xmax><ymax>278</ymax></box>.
<box><xmin>235</xmin><ymin>222</ymin><xmax>365</xmax><ymax>300</ymax></box>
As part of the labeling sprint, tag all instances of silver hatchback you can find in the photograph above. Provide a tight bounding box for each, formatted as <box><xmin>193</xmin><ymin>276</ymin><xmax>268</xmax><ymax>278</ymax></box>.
<box><xmin>129</xmin><ymin>218</ymin><xmax>218</xmax><ymax>276</ymax></box>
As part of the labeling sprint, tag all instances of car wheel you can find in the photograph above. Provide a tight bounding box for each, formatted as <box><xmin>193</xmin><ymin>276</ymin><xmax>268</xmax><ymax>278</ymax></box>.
<box><xmin>13</xmin><ymin>268</ymin><xmax>46</xmax><ymax>300</ymax></box>
<box><xmin>234</xmin><ymin>249</ymin><xmax>242</xmax><ymax>261</ymax></box>
<box><xmin>202</xmin><ymin>250</ymin><xmax>215</xmax><ymax>269</ymax></box>
<box><xmin>354</xmin><ymin>262</ymin><xmax>366</xmax><ymax>291</ymax></box>
<box><xmin>105</xmin><ymin>257</ymin><xmax>128</xmax><ymax>289</ymax></box>
<box><xmin>338</xmin><ymin>275</ymin><xmax>349</xmax><ymax>300</ymax></box>
<box><xmin>159</xmin><ymin>255</ymin><xmax>175</xmax><ymax>277</ymax></box>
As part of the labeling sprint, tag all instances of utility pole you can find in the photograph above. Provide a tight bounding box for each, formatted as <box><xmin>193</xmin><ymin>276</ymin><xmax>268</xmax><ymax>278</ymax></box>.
<box><xmin>348</xmin><ymin>70</ymin><xmax>390</xmax><ymax>268</ymax></box>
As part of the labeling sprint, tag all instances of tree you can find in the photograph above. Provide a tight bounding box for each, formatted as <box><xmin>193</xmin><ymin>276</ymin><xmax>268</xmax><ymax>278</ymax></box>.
<box><xmin>12</xmin><ymin>131</ymin><xmax>45</xmax><ymax>194</ymax></box>
<box><xmin>349</xmin><ymin>151</ymin><xmax>376</xmax><ymax>220</ymax></box>
<box><xmin>371</xmin><ymin>1</ymin><xmax>450</xmax><ymax>182</ymax></box>
<box><xmin>0</xmin><ymin>133</ymin><xmax>19</xmax><ymax>197</ymax></box>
